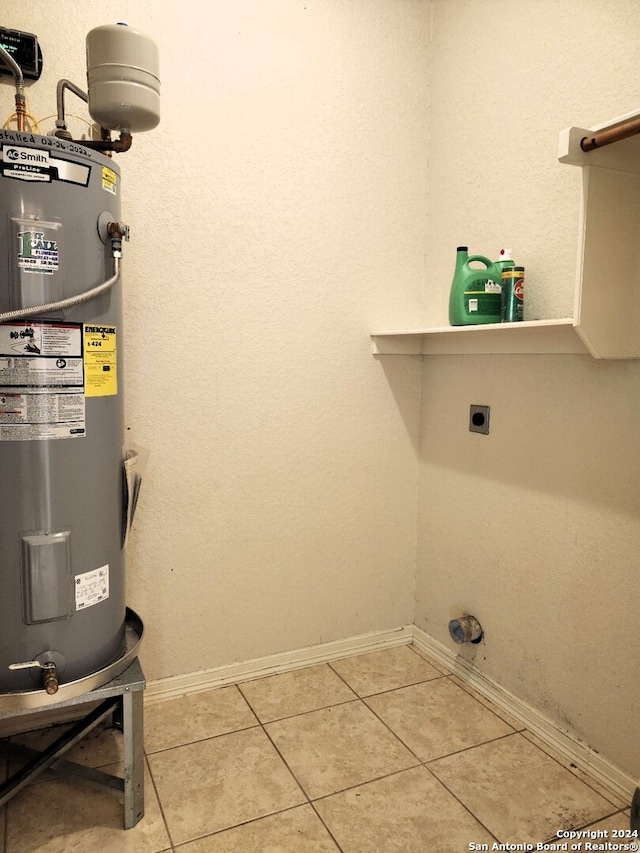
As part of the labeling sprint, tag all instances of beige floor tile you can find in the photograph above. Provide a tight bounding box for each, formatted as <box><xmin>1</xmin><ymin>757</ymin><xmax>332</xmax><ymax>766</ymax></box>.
<box><xmin>579</xmin><ymin>810</ymin><xmax>634</xmax><ymax>835</ymax></box>
<box><xmin>329</xmin><ymin>645</ymin><xmax>442</xmax><ymax>696</ymax></box>
<box><xmin>175</xmin><ymin>805</ymin><xmax>340</xmax><ymax>852</ymax></box>
<box><xmin>366</xmin><ymin>677</ymin><xmax>514</xmax><ymax>761</ymax></box>
<box><xmin>239</xmin><ymin>664</ymin><xmax>357</xmax><ymax>722</ymax></box>
<box><xmin>265</xmin><ymin>700</ymin><xmax>418</xmax><ymax>799</ymax></box>
<box><xmin>7</xmin><ymin>720</ymin><xmax>125</xmax><ymax>786</ymax></box>
<box><xmin>67</xmin><ymin>722</ymin><xmax>125</xmax><ymax>767</ymax></box>
<box><xmin>409</xmin><ymin>644</ymin><xmax>452</xmax><ymax>674</ymax></box>
<box><xmin>144</xmin><ymin>685</ymin><xmax>258</xmax><ymax>753</ymax></box>
<box><xmin>315</xmin><ymin>766</ymin><xmax>495</xmax><ymax>853</ymax></box>
<box><xmin>430</xmin><ymin>733</ymin><xmax>615</xmax><ymax>845</ymax></box>
<box><xmin>4</xmin><ymin>762</ymin><xmax>170</xmax><ymax>853</ymax></box>
<box><xmin>448</xmin><ymin>674</ymin><xmax>525</xmax><ymax>731</ymax></box>
<box><xmin>521</xmin><ymin>731</ymin><xmax>629</xmax><ymax>809</ymax></box>
<box><xmin>147</xmin><ymin>726</ymin><xmax>305</xmax><ymax>846</ymax></box>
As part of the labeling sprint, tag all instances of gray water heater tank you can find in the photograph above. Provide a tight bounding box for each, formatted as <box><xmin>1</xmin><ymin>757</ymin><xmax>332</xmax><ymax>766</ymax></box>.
<box><xmin>0</xmin><ymin>131</ymin><xmax>129</xmax><ymax>694</ymax></box>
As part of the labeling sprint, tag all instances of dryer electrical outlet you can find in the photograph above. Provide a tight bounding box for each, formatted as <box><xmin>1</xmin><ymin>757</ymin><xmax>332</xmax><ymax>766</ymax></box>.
<box><xmin>469</xmin><ymin>405</ymin><xmax>490</xmax><ymax>435</ymax></box>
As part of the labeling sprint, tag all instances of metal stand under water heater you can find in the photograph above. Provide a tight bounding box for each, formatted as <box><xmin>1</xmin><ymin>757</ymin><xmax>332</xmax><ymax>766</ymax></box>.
<box><xmin>0</xmin><ymin>24</ymin><xmax>159</xmax><ymax>709</ymax></box>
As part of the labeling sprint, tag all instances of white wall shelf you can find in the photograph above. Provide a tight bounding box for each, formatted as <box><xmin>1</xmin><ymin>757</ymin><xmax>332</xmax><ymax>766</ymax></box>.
<box><xmin>372</xmin><ymin>109</ymin><xmax>640</xmax><ymax>360</ymax></box>
<box><xmin>371</xmin><ymin>319</ymin><xmax>589</xmax><ymax>356</ymax></box>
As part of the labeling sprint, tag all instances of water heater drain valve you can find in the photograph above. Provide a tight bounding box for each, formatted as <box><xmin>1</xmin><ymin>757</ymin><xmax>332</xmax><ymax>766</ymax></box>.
<box><xmin>8</xmin><ymin>660</ymin><xmax>59</xmax><ymax>694</ymax></box>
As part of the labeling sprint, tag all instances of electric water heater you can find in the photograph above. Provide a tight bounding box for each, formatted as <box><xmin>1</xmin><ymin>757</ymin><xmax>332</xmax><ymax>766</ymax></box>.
<box><xmin>0</xmin><ymin>23</ymin><xmax>158</xmax><ymax>707</ymax></box>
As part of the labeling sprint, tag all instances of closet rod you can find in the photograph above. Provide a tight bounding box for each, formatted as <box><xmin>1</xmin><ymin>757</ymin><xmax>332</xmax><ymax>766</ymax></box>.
<box><xmin>581</xmin><ymin>116</ymin><xmax>640</xmax><ymax>151</ymax></box>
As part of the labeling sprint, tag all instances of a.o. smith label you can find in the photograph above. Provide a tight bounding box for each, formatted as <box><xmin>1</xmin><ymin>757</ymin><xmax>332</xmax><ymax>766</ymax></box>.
<box><xmin>1</xmin><ymin>143</ymin><xmax>90</xmax><ymax>186</ymax></box>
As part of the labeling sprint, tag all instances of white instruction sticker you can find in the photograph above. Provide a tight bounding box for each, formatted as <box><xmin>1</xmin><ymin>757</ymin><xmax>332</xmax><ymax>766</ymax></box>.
<box><xmin>75</xmin><ymin>564</ymin><xmax>109</xmax><ymax>611</ymax></box>
<box><xmin>0</xmin><ymin>321</ymin><xmax>86</xmax><ymax>441</ymax></box>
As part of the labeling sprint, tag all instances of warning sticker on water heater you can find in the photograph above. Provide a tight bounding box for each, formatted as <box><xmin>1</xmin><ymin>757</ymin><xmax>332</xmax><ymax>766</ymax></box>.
<box><xmin>0</xmin><ymin>321</ymin><xmax>86</xmax><ymax>441</ymax></box>
<box><xmin>75</xmin><ymin>564</ymin><xmax>110</xmax><ymax>611</ymax></box>
<box><xmin>101</xmin><ymin>166</ymin><xmax>118</xmax><ymax>195</ymax></box>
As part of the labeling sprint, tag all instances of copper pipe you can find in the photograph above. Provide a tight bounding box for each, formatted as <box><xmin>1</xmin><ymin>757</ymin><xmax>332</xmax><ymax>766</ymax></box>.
<box><xmin>581</xmin><ymin>116</ymin><xmax>640</xmax><ymax>152</ymax></box>
<box><xmin>79</xmin><ymin>131</ymin><xmax>133</xmax><ymax>154</ymax></box>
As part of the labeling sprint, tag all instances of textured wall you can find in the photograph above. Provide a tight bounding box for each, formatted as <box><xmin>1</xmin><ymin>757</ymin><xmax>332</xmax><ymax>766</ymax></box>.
<box><xmin>415</xmin><ymin>0</ymin><xmax>640</xmax><ymax>777</ymax></box>
<box><xmin>7</xmin><ymin>1</ymin><xmax>428</xmax><ymax>680</ymax></box>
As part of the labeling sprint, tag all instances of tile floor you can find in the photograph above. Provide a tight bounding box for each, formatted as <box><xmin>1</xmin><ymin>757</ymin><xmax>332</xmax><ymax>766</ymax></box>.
<box><xmin>0</xmin><ymin>644</ymin><xmax>632</xmax><ymax>852</ymax></box>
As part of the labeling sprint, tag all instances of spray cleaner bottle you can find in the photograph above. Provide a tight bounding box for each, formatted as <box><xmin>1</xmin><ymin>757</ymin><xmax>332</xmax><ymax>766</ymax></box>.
<box><xmin>448</xmin><ymin>247</ymin><xmax>514</xmax><ymax>326</ymax></box>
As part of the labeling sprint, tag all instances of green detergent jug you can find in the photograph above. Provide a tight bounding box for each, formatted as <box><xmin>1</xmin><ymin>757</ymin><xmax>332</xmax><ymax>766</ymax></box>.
<box><xmin>449</xmin><ymin>246</ymin><xmax>505</xmax><ymax>325</ymax></box>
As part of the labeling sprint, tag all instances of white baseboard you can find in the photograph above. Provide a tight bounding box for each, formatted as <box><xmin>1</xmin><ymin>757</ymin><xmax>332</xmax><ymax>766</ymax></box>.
<box><xmin>144</xmin><ymin>624</ymin><xmax>413</xmax><ymax>703</ymax></box>
<box><xmin>411</xmin><ymin>626</ymin><xmax>636</xmax><ymax>802</ymax></box>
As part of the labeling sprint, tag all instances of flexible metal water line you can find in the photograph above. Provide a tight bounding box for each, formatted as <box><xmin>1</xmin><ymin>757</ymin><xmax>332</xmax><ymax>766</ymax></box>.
<box><xmin>0</xmin><ymin>257</ymin><xmax>121</xmax><ymax>323</ymax></box>
<box><xmin>0</xmin><ymin>44</ymin><xmax>26</xmax><ymax>131</ymax></box>
<box><xmin>55</xmin><ymin>78</ymin><xmax>89</xmax><ymax>137</ymax></box>
<box><xmin>53</xmin><ymin>80</ymin><xmax>134</xmax><ymax>152</ymax></box>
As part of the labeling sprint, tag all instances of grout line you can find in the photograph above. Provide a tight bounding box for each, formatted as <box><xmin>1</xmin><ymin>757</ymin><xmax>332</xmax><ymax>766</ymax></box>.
<box><xmin>538</xmin><ymin>808</ymin><xmax>623</xmax><ymax>846</ymax></box>
<box><xmin>407</xmin><ymin>642</ymin><xmax>451</xmax><ymax>675</ymax></box>
<box><xmin>445</xmin><ymin>673</ymin><xmax>527</xmax><ymax>732</ymax></box>
<box><xmin>324</xmin><ymin>659</ymin><xmax>446</xmax><ymax>698</ymax></box>
<box><xmin>309</xmin><ymin>765</ymin><xmax>426</xmax><ymax>806</ymax></box>
<box><xmin>144</xmin><ymin>752</ymin><xmax>176</xmax><ymax>852</ymax></box>
<box><xmin>353</xmin><ymin>674</ymin><xmax>528</xmax><ymax>774</ymax></box>
<box><xmin>168</xmin><ymin>804</ymin><xmax>335</xmax><ymax>852</ymax></box>
<box><xmin>356</xmin><ymin>694</ymin><xmax>425</xmax><ymax>768</ymax></box>
<box><xmin>325</xmin><ymin>660</ymin><xmax>355</xmax><ymax>690</ymax></box>
<box><xmin>568</xmin><ymin>807</ymin><xmax>631</xmax><ymax>836</ymax></box>
<box><xmin>420</xmin><ymin>760</ymin><xmax>500</xmax><ymax>845</ymax></box>
<box><xmin>519</xmin><ymin>730</ymin><xmax>630</xmax><ymax>810</ymax></box>
<box><xmin>235</xmin><ymin>684</ymin><xmax>359</xmax><ymax>726</ymax></box>
<box><xmin>442</xmin><ymin>673</ymin><xmax>524</xmax><ymax>732</ymax></box>
<box><xmin>425</xmin><ymin>728</ymin><xmax>523</xmax><ymax>767</ymax></box>
<box><xmin>307</xmin><ymin>801</ymin><xmax>346</xmax><ymax>852</ymax></box>
<box><xmin>242</xmin><ymin>692</ymin><xmax>347</xmax><ymax>853</ymax></box>
<box><xmin>233</xmin><ymin>682</ymin><xmax>263</xmax><ymax>721</ymax></box>
<box><xmin>237</xmin><ymin>689</ymin><xmax>312</xmax><ymax>806</ymax></box>
<box><xmin>341</xmin><ymin>674</ymin><xmax>447</xmax><ymax>701</ymax></box>
<box><xmin>242</xmin><ymin>698</ymin><xmax>358</xmax><ymax>725</ymax></box>
<box><xmin>144</xmin><ymin>721</ymin><xmax>261</xmax><ymax>757</ymax></box>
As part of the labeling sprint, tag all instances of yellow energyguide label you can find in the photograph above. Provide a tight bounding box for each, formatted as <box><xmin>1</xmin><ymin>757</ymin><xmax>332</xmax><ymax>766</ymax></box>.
<box><xmin>84</xmin><ymin>325</ymin><xmax>117</xmax><ymax>397</ymax></box>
